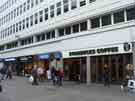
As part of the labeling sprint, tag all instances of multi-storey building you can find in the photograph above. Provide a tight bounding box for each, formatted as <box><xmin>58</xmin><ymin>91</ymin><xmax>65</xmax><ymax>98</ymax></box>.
<box><xmin>0</xmin><ymin>0</ymin><xmax>135</xmax><ymax>84</ymax></box>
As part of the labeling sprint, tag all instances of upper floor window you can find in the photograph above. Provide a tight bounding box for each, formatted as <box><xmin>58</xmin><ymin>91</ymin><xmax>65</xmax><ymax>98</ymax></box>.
<box><xmin>23</xmin><ymin>20</ymin><xmax>25</xmax><ymax>29</ymax></box>
<box><xmin>30</xmin><ymin>15</ymin><xmax>33</xmax><ymax>26</ymax></box>
<box><xmin>71</xmin><ymin>0</ymin><xmax>77</xmax><ymax>10</ymax></box>
<box><xmin>39</xmin><ymin>10</ymin><xmax>43</xmax><ymax>22</ymax></box>
<box><xmin>56</xmin><ymin>2</ymin><xmax>61</xmax><ymax>16</ymax></box>
<box><xmin>101</xmin><ymin>14</ymin><xmax>111</xmax><ymax>26</ymax></box>
<box><xmin>80</xmin><ymin>0</ymin><xmax>86</xmax><ymax>7</ymax></box>
<box><xmin>58</xmin><ymin>28</ymin><xmax>65</xmax><ymax>36</ymax></box>
<box><xmin>114</xmin><ymin>10</ymin><xmax>124</xmax><ymax>24</ymax></box>
<box><xmin>73</xmin><ymin>24</ymin><xmax>79</xmax><ymax>33</ymax></box>
<box><xmin>31</xmin><ymin>0</ymin><xmax>34</xmax><ymax>8</ymax></box>
<box><xmin>26</xmin><ymin>17</ymin><xmax>29</xmax><ymax>28</ymax></box>
<box><xmin>20</xmin><ymin>5</ymin><xmax>23</xmax><ymax>15</ymax></box>
<box><xmin>40</xmin><ymin>0</ymin><xmax>44</xmax><ymax>2</ymax></box>
<box><xmin>126</xmin><ymin>7</ymin><xmax>135</xmax><ymax>21</ymax></box>
<box><xmin>35</xmin><ymin>13</ymin><xmax>38</xmax><ymax>24</ymax></box>
<box><xmin>27</xmin><ymin>0</ymin><xmax>30</xmax><ymax>10</ymax></box>
<box><xmin>23</xmin><ymin>2</ymin><xmax>26</xmax><ymax>12</ymax></box>
<box><xmin>36</xmin><ymin>0</ymin><xmax>39</xmax><ymax>5</ymax></box>
<box><xmin>91</xmin><ymin>17</ymin><xmax>100</xmax><ymax>28</ymax></box>
<box><xmin>65</xmin><ymin>26</ymin><xmax>71</xmax><ymax>35</ymax></box>
<box><xmin>80</xmin><ymin>21</ymin><xmax>87</xmax><ymax>31</ymax></box>
<box><xmin>89</xmin><ymin>0</ymin><xmax>96</xmax><ymax>3</ymax></box>
<box><xmin>63</xmin><ymin>0</ymin><xmax>69</xmax><ymax>13</ymax></box>
<box><xmin>44</xmin><ymin>8</ymin><xmax>48</xmax><ymax>20</ymax></box>
<box><xmin>50</xmin><ymin>5</ymin><xmax>55</xmax><ymax>18</ymax></box>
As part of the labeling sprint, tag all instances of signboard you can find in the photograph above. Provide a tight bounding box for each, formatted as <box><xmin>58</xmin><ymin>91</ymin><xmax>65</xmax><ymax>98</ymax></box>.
<box><xmin>63</xmin><ymin>43</ymin><xmax>132</xmax><ymax>58</ymax></box>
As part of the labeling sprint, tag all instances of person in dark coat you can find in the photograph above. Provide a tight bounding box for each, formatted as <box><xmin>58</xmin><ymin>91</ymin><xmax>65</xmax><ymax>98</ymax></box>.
<box><xmin>103</xmin><ymin>65</ymin><xmax>110</xmax><ymax>87</ymax></box>
<box><xmin>6</xmin><ymin>66</ymin><xmax>12</xmax><ymax>79</ymax></box>
<box><xmin>31</xmin><ymin>66</ymin><xmax>38</xmax><ymax>85</ymax></box>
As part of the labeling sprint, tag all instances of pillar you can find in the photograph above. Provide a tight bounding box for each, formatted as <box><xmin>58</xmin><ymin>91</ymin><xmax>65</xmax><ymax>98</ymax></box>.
<box><xmin>86</xmin><ymin>56</ymin><xmax>91</xmax><ymax>85</ymax></box>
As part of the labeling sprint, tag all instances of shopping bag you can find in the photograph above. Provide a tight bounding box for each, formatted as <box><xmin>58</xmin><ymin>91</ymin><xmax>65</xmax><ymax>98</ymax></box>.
<box><xmin>29</xmin><ymin>76</ymin><xmax>34</xmax><ymax>83</ymax></box>
<box><xmin>47</xmin><ymin>70</ymin><xmax>51</xmax><ymax>80</ymax></box>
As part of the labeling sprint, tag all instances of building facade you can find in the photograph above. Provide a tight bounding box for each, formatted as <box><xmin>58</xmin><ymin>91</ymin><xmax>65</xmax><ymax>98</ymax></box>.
<box><xmin>0</xmin><ymin>0</ymin><xmax>135</xmax><ymax>84</ymax></box>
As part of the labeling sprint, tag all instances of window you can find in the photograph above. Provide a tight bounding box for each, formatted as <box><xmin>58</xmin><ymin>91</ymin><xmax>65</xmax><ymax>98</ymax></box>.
<box><xmin>14</xmin><ymin>9</ymin><xmax>16</xmax><ymax>18</ymax></box>
<box><xmin>73</xmin><ymin>24</ymin><xmax>79</xmax><ymax>33</ymax></box>
<box><xmin>91</xmin><ymin>17</ymin><xmax>100</xmax><ymax>28</ymax></box>
<box><xmin>19</xmin><ymin>21</ymin><xmax>22</xmax><ymax>31</ymax></box>
<box><xmin>35</xmin><ymin>13</ymin><xmax>38</xmax><ymax>24</ymax></box>
<box><xmin>23</xmin><ymin>20</ymin><xmax>25</xmax><ymax>29</ymax></box>
<box><xmin>10</xmin><ymin>26</ymin><xmax>12</xmax><ymax>35</ymax></box>
<box><xmin>23</xmin><ymin>2</ymin><xmax>26</xmax><ymax>12</ymax></box>
<box><xmin>126</xmin><ymin>7</ymin><xmax>135</xmax><ymax>21</ymax></box>
<box><xmin>17</xmin><ymin>7</ymin><xmax>19</xmax><ymax>16</ymax></box>
<box><xmin>37</xmin><ymin>33</ymin><xmax>45</xmax><ymax>42</ymax></box>
<box><xmin>80</xmin><ymin>0</ymin><xmax>86</xmax><ymax>7</ymax></box>
<box><xmin>46</xmin><ymin>32</ymin><xmax>51</xmax><ymax>40</ymax></box>
<box><xmin>114</xmin><ymin>11</ymin><xmax>124</xmax><ymax>24</ymax></box>
<box><xmin>71</xmin><ymin>0</ymin><xmax>77</xmax><ymax>10</ymax></box>
<box><xmin>27</xmin><ymin>0</ymin><xmax>30</xmax><ymax>10</ymax></box>
<box><xmin>40</xmin><ymin>0</ymin><xmax>43</xmax><ymax>2</ymax></box>
<box><xmin>31</xmin><ymin>0</ymin><xmax>34</xmax><ymax>8</ymax></box>
<box><xmin>65</xmin><ymin>26</ymin><xmax>71</xmax><ymax>35</ymax></box>
<box><xmin>30</xmin><ymin>15</ymin><xmax>33</xmax><ymax>26</ymax></box>
<box><xmin>89</xmin><ymin>0</ymin><xmax>96</xmax><ymax>3</ymax></box>
<box><xmin>13</xmin><ymin>24</ymin><xmax>15</xmax><ymax>33</ymax></box>
<box><xmin>16</xmin><ymin>23</ymin><xmax>18</xmax><ymax>32</ymax></box>
<box><xmin>20</xmin><ymin>5</ymin><xmax>22</xmax><ymax>15</ymax></box>
<box><xmin>63</xmin><ymin>0</ymin><xmax>69</xmax><ymax>13</ymax></box>
<box><xmin>26</xmin><ymin>17</ymin><xmax>29</xmax><ymax>28</ymax></box>
<box><xmin>39</xmin><ymin>10</ymin><xmax>43</xmax><ymax>22</ymax></box>
<box><xmin>50</xmin><ymin>5</ymin><xmax>54</xmax><ymax>18</ymax></box>
<box><xmin>80</xmin><ymin>21</ymin><xmax>87</xmax><ymax>31</ymax></box>
<box><xmin>11</xmin><ymin>11</ymin><xmax>13</xmax><ymax>19</ymax></box>
<box><xmin>44</xmin><ymin>8</ymin><xmax>48</xmax><ymax>20</ymax></box>
<box><xmin>51</xmin><ymin>30</ymin><xmax>55</xmax><ymax>38</ymax></box>
<box><xmin>101</xmin><ymin>14</ymin><xmax>111</xmax><ymax>26</ymax></box>
<box><xmin>36</xmin><ymin>0</ymin><xmax>38</xmax><ymax>5</ymax></box>
<box><xmin>56</xmin><ymin>2</ymin><xmax>61</xmax><ymax>16</ymax></box>
<box><xmin>58</xmin><ymin>28</ymin><xmax>65</xmax><ymax>36</ymax></box>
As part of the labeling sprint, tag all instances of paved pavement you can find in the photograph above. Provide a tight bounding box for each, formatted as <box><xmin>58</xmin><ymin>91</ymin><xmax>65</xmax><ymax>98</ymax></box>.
<box><xmin>0</xmin><ymin>77</ymin><xmax>135</xmax><ymax>101</ymax></box>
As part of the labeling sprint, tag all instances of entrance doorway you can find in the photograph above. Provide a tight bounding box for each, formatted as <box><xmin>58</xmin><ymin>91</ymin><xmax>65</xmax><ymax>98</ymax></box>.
<box><xmin>91</xmin><ymin>54</ymin><xmax>132</xmax><ymax>84</ymax></box>
<box><xmin>64</xmin><ymin>57</ymin><xmax>86</xmax><ymax>82</ymax></box>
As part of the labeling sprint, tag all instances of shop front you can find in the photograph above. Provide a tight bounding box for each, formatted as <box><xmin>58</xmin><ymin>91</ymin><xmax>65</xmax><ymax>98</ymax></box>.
<box><xmin>63</xmin><ymin>43</ymin><xmax>132</xmax><ymax>84</ymax></box>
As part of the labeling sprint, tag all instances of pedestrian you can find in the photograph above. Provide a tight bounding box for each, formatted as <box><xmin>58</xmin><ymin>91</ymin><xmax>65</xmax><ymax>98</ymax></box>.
<box><xmin>31</xmin><ymin>65</ymin><xmax>38</xmax><ymax>85</ymax></box>
<box><xmin>103</xmin><ymin>64</ymin><xmax>110</xmax><ymax>87</ymax></box>
<box><xmin>37</xmin><ymin>67</ymin><xmax>44</xmax><ymax>82</ymax></box>
<box><xmin>58</xmin><ymin>68</ymin><xmax>64</xmax><ymax>86</ymax></box>
<box><xmin>6</xmin><ymin>66</ymin><xmax>12</xmax><ymax>79</ymax></box>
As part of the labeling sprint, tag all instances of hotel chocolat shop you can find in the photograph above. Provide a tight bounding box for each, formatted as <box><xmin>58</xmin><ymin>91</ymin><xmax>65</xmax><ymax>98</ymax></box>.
<box><xmin>63</xmin><ymin>43</ymin><xmax>132</xmax><ymax>84</ymax></box>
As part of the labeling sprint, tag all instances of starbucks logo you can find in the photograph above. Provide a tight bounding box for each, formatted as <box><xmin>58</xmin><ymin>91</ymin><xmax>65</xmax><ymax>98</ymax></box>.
<box><xmin>124</xmin><ymin>43</ymin><xmax>131</xmax><ymax>51</ymax></box>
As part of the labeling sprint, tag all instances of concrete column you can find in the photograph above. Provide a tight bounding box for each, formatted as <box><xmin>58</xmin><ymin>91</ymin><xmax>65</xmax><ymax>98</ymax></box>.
<box><xmin>132</xmin><ymin>42</ymin><xmax>135</xmax><ymax>78</ymax></box>
<box><xmin>87</xmin><ymin>19</ymin><xmax>91</xmax><ymax>30</ymax></box>
<box><xmin>86</xmin><ymin>56</ymin><xmax>91</xmax><ymax>85</ymax></box>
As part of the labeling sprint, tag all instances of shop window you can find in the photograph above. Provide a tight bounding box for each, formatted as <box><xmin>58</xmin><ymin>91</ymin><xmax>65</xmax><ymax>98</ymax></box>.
<box><xmin>114</xmin><ymin>10</ymin><xmax>124</xmax><ymax>24</ymax></box>
<box><xmin>80</xmin><ymin>21</ymin><xmax>87</xmax><ymax>31</ymax></box>
<box><xmin>126</xmin><ymin>7</ymin><xmax>135</xmax><ymax>21</ymax></box>
<box><xmin>65</xmin><ymin>26</ymin><xmax>71</xmax><ymax>35</ymax></box>
<box><xmin>91</xmin><ymin>17</ymin><xmax>100</xmax><ymax>28</ymax></box>
<box><xmin>80</xmin><ymin>0</ymin><xmax>86</xmax><ymax>7</ymax></box>
<box><xmin>71</xmin><ymin>0</ymin><xmax>77</xmax><ymax>10</ymax></box>
<box><xmin>101</xmin><ymin>14</ymin><xmax>111</xmax><ymax>26</ymax></box>
<box><xmin>73</xmin><ymin>24</ymin><xmax>79</xmax><ymax>33</ymax></box>
<box><xmin>59</xmin><ymin>28</ymin><xmax>65</xmax><ymax>36</ymax></box>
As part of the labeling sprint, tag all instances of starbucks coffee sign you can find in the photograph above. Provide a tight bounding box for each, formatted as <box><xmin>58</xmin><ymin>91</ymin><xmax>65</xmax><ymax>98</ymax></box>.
<box><xmin>62</xmin><ymin>43</ymin><xmax>132</xmax><ymax>58</ymax></box>
<box><xmin>69</xmin><ymin>47</ymin><xmax>118</xmax><ymax>56</ymax></box>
